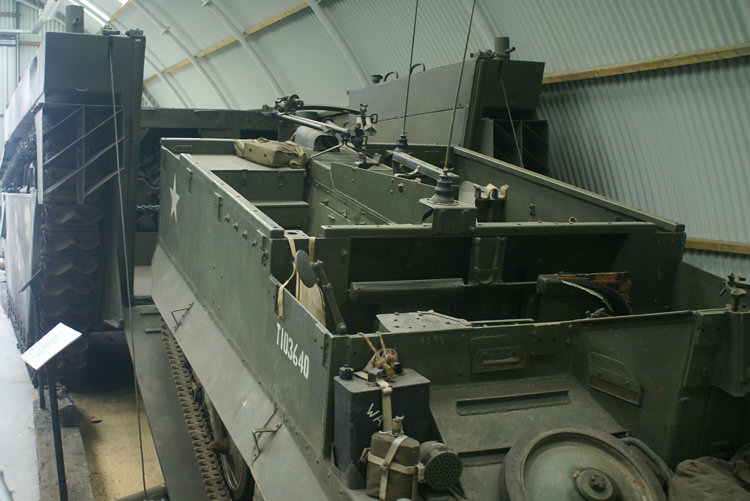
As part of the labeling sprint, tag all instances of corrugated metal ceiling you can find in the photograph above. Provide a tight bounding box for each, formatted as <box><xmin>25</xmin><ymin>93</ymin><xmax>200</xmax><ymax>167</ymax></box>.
<box><xmin>481</xmin><ymin>0</ymin><xmax>749</xmax><ymax>71</ymax></box>
<box><xmin>539</xmin><ymin>57</ymin><xmax>750</xmax><ymax>276</ymax></box>
<box><xmin>2</xmin><ymin>0</ymin><xmax>749</xmax><ymax>277</ymax></box>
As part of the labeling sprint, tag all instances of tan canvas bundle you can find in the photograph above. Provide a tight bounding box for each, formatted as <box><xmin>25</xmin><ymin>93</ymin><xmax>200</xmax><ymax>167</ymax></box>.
<box><xmin>233</xmin><ymin>138</ymin><xmax>308</xmax><ymax>167</ymax></box>
<box><xmin>366</xmin><ymin>431</ymin><xmax>419</xmax><ymax>501</ymax></box>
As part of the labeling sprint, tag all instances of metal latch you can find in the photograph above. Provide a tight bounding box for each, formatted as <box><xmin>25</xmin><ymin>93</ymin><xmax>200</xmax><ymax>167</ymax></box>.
<box><xmin>170</xmin><ymin>302</ymin><xmax>193</xmax><ymax>329</ymax></box>
<box><xmin>215</xmin><ymin>193</ymin><xmax>223</xmax><ymax>221</ymax></box>
<box><xmin>252</xmin><ymin>404</ymin><xmax>281</xmax><ymax>461</ymax></box>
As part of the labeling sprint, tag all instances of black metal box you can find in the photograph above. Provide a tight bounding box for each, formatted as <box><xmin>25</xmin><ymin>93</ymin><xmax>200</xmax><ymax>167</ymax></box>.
<box><xmin>333</xmin><ymin>369</ymin><xmax>430</xmax><ymax>472</ymax></box>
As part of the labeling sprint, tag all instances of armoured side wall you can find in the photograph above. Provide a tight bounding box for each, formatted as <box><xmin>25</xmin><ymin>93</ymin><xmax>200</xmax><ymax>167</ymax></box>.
<box><xmin>154</xmin><ymin>144</ymin><xmax>334</xmax><ymax>499</ymax></box>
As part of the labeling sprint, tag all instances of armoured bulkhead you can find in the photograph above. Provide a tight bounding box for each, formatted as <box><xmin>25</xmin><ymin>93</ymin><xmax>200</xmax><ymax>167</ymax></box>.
<box><xmin>1</xmin><ymin>31</ymin><xmax>145</xmax><ymax>382</ymax></box>
<box><xmin>152</xmin><ymin>135</ymin><xmax>750</xmax><ymax>500</ymax></box>
<box><xmin>133</xmin><ymin>109</ymin><xmax>279</xmax><ymax>267</ymax></box>
<box><xmin>349</xmin><ymin>47</ymin><xmax>549</xmax><ymax>174</ymax></box>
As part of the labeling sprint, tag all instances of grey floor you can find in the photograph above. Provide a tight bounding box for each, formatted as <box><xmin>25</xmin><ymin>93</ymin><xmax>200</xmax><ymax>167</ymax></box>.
<box><xmin>133</xmin><ymin>265</ymin><xmax>153</xmax><ymax>298</ymax></box>
<box><xmin>0</xmin><ymin>274</ymin><xmax>40</xmax><ymax>501</ymax></box>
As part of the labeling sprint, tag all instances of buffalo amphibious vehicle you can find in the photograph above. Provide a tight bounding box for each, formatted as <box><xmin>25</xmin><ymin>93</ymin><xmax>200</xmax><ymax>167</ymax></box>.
<box><xmin>0</xmin><ymin>28</ymin><xmax>279</xmax><ymax>386</ymax></box>
<box><xmin>1</xmin><ymin>29</ymin><xmax>146</xmax><ymax>384</ymax></box>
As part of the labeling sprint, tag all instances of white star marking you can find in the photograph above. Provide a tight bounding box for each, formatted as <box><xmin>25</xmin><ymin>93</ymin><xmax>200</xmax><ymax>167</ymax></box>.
<box><xmin>169</xmin><ymin>174</ymin><xmax>180</xmax><ymax>221</ymax></box>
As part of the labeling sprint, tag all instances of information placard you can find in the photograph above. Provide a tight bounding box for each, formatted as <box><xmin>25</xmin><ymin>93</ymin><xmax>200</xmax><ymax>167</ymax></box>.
<box><xmin>21</xmin><ymin>323</ymin><xmax>82</xmax><ymax>370</ymax></box>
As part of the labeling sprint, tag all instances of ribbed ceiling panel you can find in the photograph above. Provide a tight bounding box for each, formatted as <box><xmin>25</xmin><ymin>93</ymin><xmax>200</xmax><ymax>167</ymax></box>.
<box><xmin>119</xmin><ymin>0</ymin><xmax>748</xmax><ymax>110</ymax></box>
<box><xmin>158</xmin><ymin>63</ymin><xmax>227</xmax><ymax>108</ymax></box>
<box><xmin>132</xmin><ymin>0</ymin><xmax>237</xmax><ymax>57</ymax></box>
<box><xmin>116</xmin><ymin>4</ymin><xmax>190</xmax><ymax>68</ymax></box>
<box><xmin>2</xmin><ymin>0</ymin><xmax>748</xmax><ymax>278</ymax></box>
<box><xmin>685</xmin><ymin>251</ymin><xmax>749</xmax><ymax>281</ymax></box>
<box><xmin>249</xmin><ymin>12</ymin><xmax>361</xmax><ymax>104</ymax></box>
<box><xmin>539</xmin><ymin>58</ymin><xmax>750</xmax><ymax>277</ymax></box>
<box><xmin>206</xmin><ymin>0</ymin><xmax>304</xmax><ymax>33</ymax></box>
<box><xmin>324</xmin><ymin>0</ymin><xmax>487</xmax><ymax>82</ymax></box>
<box><xmin>481</xmin><ymin>0</ymin><xmax>749</xmax><ymax>72</ymax></box>
<box><xmin>540</xmin><ymin>59</ymin><xmax>750</xmax><ymax>242</ymax></box>
<box><xmin>198</xmin><ymin>42</ymin><xmax>281</xmax><ymax>108</ymax></box>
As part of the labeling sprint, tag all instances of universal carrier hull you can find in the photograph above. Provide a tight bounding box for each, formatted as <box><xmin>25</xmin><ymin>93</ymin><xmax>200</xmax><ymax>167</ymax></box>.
<box><xmin>153</xmin><ymin>136</ymin><xmax>750</xmax><ymax>500</ymax></box>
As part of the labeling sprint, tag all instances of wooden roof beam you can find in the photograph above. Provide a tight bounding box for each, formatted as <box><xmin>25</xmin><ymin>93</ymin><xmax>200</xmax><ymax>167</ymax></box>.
<box><xmin>543</xmin><ymin>43</ymin><xmax>750</xmax><ymax>84</ymax></box>
<box><xmin>144</xmin><ymin>2</ymin><xmax>308</xmax><ymax>83</ymax></box>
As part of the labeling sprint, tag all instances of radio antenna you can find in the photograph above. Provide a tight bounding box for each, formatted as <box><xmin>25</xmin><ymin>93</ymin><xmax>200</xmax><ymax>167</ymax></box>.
<box><xmin>443</xmin><ymin>0</ymin><xmax>477</xmax><ymax>171</ymax></box>
<box><xmin>395</xmin><ymin>0</ymin><xmax>420</xmax><ymax>153</ymax></box>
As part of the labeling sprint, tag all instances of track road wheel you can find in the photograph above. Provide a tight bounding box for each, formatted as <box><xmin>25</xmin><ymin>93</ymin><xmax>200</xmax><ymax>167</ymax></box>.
<box><xmin>220</xmin><ymin>437</ymin><xmax>254</xmax><ymax>501</ymax></box>
<box><xmin>209</xmin><ymin>404</ymin><xmax>254</xmax><ymax>500</ymax></box>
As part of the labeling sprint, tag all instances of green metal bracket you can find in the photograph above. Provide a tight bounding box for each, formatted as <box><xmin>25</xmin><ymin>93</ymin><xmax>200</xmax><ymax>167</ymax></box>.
<box><xmin>420</xmin><ymin>198</ymin><xmax>476</xmax><ymax>235</ymax></box>
<box><xmin>470</xmin><ymin>335</ymin><xmax>525</xmax><ymax>373</ymax></box>
<box><xmin>468</xmin><ymin>236</ymin><xmax>506</xmax><ymax>284</ymax></box>
<box><xmin>588</xmin><ymin>352</ymin><xmax>643</xmax><ymax>406</ymax></box>
<box><xmin>215</xmin><ymin>193</ymin><xmax>223</xmax><ymax>221</ymax></box>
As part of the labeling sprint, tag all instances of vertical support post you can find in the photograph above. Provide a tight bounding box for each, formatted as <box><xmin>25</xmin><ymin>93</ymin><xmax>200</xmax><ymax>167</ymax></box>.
<box><xmin>47</xmin><ymin>362</ymin><xmax>68</xmax><ymax>501</ymax></box>
<box><xmin>38</xmin><ymin>367</ymin><xmax>46</xmax><ymax>410</ymax></box>
<box><xmin>13</xmin><ymin>0</ymin><xmax>18</xmax><ymax>80</ymax></box>
<box><xmin>15</xmin><ymin>33</ymin><xmax>19</xmax><ymax>82</ymax></box>
<box><xmin>124</xmin><ymin>36</ymin><xmax>145</xmax><ymax>300</ymax></box>
<box><xmin>13</xmin><ymin>0</ymin><xmax>19</xmax><ymax>83</ymax></box>
<box><xmin>32</xmin><ymin>296</ymin><xmax>45</xmax><ymax>410</ymax></box>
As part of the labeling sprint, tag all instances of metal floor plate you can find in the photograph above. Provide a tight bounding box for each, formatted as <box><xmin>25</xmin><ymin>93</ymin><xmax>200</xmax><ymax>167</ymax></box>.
<box><xmin>430</xmin><ymin>375</ymin><xmax>625</xmax><ymax>455</ymax></box>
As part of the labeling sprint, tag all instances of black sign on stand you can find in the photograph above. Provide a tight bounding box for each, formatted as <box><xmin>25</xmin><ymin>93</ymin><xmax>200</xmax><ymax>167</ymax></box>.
<box><xmin>21</xmin><ymin>323</ymin><xmax>83</xmax><ymax>501</ymax></box>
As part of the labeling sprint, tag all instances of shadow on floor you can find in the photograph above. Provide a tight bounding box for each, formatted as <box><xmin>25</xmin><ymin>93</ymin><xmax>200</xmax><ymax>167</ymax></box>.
<box><xmin>71</xmin><ymin>331</ymin><xmax>164</xmax><ymax>500</ymax></box>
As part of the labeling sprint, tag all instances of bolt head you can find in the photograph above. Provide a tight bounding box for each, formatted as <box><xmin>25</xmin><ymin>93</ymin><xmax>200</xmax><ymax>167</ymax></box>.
<box><xmin>590</xmin><ymin>473</ymin><xmax>607</xmax><ymax>492</ymax></box>
<box><xmin>338</xmin><ymin>365</ymin><xmax>354</xmax><ymax>379</ymax></box>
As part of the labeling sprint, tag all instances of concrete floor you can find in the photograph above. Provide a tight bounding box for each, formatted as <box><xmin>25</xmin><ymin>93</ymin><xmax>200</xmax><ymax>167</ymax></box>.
<box><xmin>0</xmin><ymin>265</ymin><xmax>164</xmax><ymax>501</ymax></box>
<box><xmin>0</xmin><ymin>287</ymin><xmax>40</xmax><ymax>500</ymax></box>
<box><xmin>133</xmin><ymin>266</ymin><xmax>153</xmax><ymax>299</ymax></box>
<box><xmin>71</xmin><ymin>331</ymin><xmax>164</xmax><ymax>500</ymax></box>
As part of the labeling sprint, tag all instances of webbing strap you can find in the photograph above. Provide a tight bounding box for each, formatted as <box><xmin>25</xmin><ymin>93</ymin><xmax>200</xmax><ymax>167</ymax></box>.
<box><xmin>376</xmin><ymin>380</ymin><xmax>393</xmax><ymax>434</ymax></box>
<box><xmin>367</xmin><ymin>452</ymin><xmax>416</xmax><ymax>474</ymax></box>
<box><xmin>352</xmin><ymin>371</ymin><xmax>394</xmax><ymax>434</ymax></box>
<box><xmin>352</xmin><ymin>371</ymin><xmax>393</xmax><ymax>432</ymax></box>
<box><xmin>277</xmin><ymin>233</ymin><xmax>298</xmax><ymax>320</ymax></box>
<box><xmin>378</xmin><ymin>433</ymin><xmax>409</xmax><ymax>501</ymax></box>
